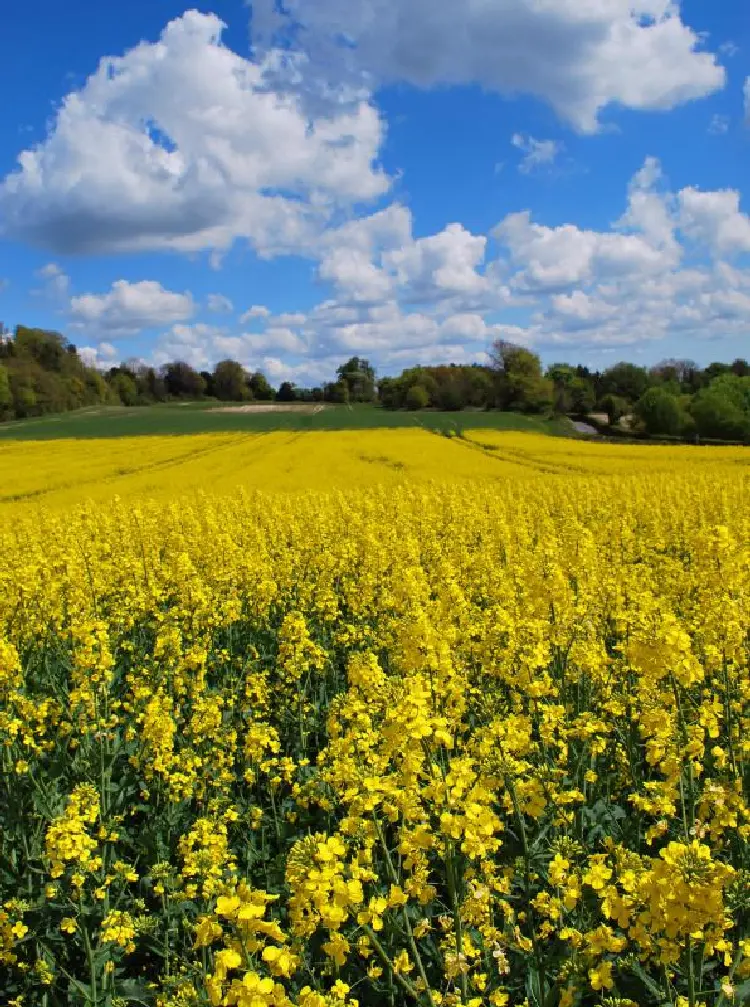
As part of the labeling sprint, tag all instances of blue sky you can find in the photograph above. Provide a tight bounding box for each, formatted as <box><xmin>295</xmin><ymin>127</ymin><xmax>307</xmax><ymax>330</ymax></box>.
<box><xmin>0</xmin><ymin>0</ymin><xmax>748</xmax><ymax>384</ymax></box>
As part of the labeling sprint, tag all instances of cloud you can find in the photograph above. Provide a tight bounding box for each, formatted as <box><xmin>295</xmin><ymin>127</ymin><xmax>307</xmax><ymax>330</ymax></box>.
<box><xmin>718</xmin><ymin>41</ymin><xmax>739</xmax><ymax>58</ymax></box>
<box><xmin>678</xmin><ymin>188</ymin><xmax>750</xmax><ymax>256</ymax></box>
<box><xmin>152</xmin><ymin>321</ymin><xmax>313</xmax><ymax>375</ymax></box>
<box><xmin>493</xmin><ymin>157</ymin><xmax>681</xmax><ymax>294</ymax></box>
<box><xmin>511</xmin><ymin>134</ymin><xmax>562</xmax><ymax>173</ymax></box>
<box><xmin>0</xmin><ymin>11</ymin><xmax>388</xmax><ymax>256</ymax></box>
<box><xmin>296</xmin><ymin>157</ymin><xmax>750</xmax><ymax>360</ymax></box>
<box><xmin>252</xmin><ymin>0</ymin><xmax>725</xmax><ymax>133</ymax></box>
<box><xmin>34</xmin><ymin>262</ymin><xmax>70</xmax><ymax>298</ymax></box>
<box><xmin>78</xmin><ymin>342</ymin><xmax>120</xmax><ymax>368</ymax></box>
<box><xmin>207</xmin><ymin>293</ymin><xmax>234</xmax><ymax>314</ymax></box>
<box><xmin>275</xmin><ymin>312</ymin><xmax>307</xmax><ymax>327</ymax></box>
<box><xmin>316</xmin><ymin>204</ymin><xmax>412</xmax><ymax>303</ymax></box>
<box><xmin>69</xmin><ymin>280</ymin><xmax>195</xmax><ymax>335</ymax></box>
<box><xmin>708</xmin><ymin>114</ymin><xmax>729</xmax><ymax>135</ymax></box>
<box><xmin>384</xmin><ymin>224</ymin><xmax>488</xmax><ymax>298</ymax></box>
<box><xmin>240</xmin><ymin>305</ymin><xmax>271</xmax><ymax>323</ymax></box>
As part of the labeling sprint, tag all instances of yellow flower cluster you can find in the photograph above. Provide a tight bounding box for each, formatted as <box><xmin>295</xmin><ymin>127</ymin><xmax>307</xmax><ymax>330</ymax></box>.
<box><xmin>0</xmin><ymin>435</ymin><xmax>748</xmax><ymax>1006</ymax></box>
<box><xmin>45</xmin><ymin>784</ymin><xmax>101</xmax><ymax>879</ymax></box>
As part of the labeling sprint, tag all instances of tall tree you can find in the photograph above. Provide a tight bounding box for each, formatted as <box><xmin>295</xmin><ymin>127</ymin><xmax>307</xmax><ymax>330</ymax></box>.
<box><xmin>337</xmin><ymin>357</ymin><xmax>376</xmax><ymax>402</ymax></box>
<box><xmin>491</xmin><ymin>341</ymin><xmax>553</xmax><ymax>413</ymax></box>
<box><xmin>600</xmin><ymin>361</ymin><xmax>651</xmax><ymax>403</ymax></box>
<box><xmin>162</xmin><ymin>361</ymin><xmax>206</xmax><ymax>398</ymax></box>
<box><xmin>213</xmin><ymin>360</ymin><xmax>249</xmax><ymax>401</ymax></box>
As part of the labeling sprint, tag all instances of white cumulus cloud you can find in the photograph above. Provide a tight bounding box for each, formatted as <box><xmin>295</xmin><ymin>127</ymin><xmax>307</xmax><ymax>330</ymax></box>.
<box><xmin>69</xmin><ymin>280</ymin><xmax>195</xmax><ymax>335</ymax></box>
<box><xmin>678</xmin><ymin>188</ymin><xmax>750</xmax><ymax>256</ymax></box>
<box><xmin>0</xmin><ymin>11</ymin><xmax>388</xmax><ymax>256</ymax></box>
<box><xmin>252</xmin><ymin>0</ymin><xmax>725</xmax><ymax>133</ymax></box>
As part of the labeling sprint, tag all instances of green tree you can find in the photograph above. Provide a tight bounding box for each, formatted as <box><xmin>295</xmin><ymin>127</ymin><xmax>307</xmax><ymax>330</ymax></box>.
<box><xmin>405</xmin><ymin>384</ymin><xmax>429</xmax><ymax>410</ymax></box>
<box><xmin>336</xmin><ymin>357</ymin><xmax>376</xmax><ymax>401</ymax></box>
<box><xmin>378</xmin><ymin>376</ymin><xmax>399</xmax><ymax>409</ymax></box>
<box><xmin>324</xmin><ymin>380</ymin><xmax>350</xmax><ymax>404</ymax></box>
<box><xmin>491</xmin><ymin>341</ymin><xmax>553</xmax><ymax>413</ymax></box>
<box><xmin>569</xmin><ymin>377</ymin><xmax>596</xmax><ymax>414</ymax></box>
<box><xmin>249</xmin><ymin>371</ymin><xmax>274</xmax><ymax>401</ymax></box>
<box><xmin>600</xmin><ymin>361</ymin><xmax>651</xmax><ymax>403</ymax></box>
<box><xmin>634</xmin><ymin>387</ymin><xmax>688</xmax><ymax>436</ymax></box>
<box><xmin>213</xmin><ymin>360</ymin><xmax>249</xmax><ymax>401</ymax></box>
<box><xmin>600</xmin><ymin>393</ymin><xmax>628</xmax><ymax>426</ymax></box>
<box><xmin>162</xmin><ymin>361</ymin><xmax>206</xmax><ymax>398</ymax></box>
<box><xmin>690</xmin><ymin>375</ymin><xmax>750</xmax><ymax>441</ymax></box>
<box><xmin>14</xmin><ymin>326</ymin><xmax>69</xmax><ymax>371</ymax></box>
<box><xmin>110</xmin><ymin>371</ymin><xmax>139</xmax><ymax>406</ymax></box>
<box><xmin>276</xmin><ymin>381</ymin><xmax>297</xmax><ymax>403</ymax></box>
<box><xmin>0</xmin><ymin>363</ymin><xmax>11</xmax><ymax>415</ymax></box>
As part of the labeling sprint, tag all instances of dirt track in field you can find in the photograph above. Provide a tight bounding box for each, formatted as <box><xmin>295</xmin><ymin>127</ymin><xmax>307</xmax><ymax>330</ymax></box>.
<box><xmin>209</xmin><ymin>404</ymin><xmax>327</xmax><ymax>414</ymax></box>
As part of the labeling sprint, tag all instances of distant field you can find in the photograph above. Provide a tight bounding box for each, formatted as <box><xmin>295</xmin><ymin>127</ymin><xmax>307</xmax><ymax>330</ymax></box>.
<box><xmin>0</xmin><ymin>427</ymin><xmax>746</xmax><ymax>512</ymax></box>
<box><xmin>0</xmin><ymin>402</ymin><xmax>571</xmax><ymax>440</ymax></box>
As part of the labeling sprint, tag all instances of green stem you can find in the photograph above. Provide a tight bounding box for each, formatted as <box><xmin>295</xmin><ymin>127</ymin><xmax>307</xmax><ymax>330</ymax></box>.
<box><xmin>362</xmin><ymin>924</ymin><xmax>424</xmax><ymax>1002</ymax></box>
<box><xmin>373</xmin><ymin>816</ymin><xmax>435</xmax><ymax>1007</ymax></box>
<box><xmin>508</xmin><ymin>779</ymin><xmax>547</xmax><ymax>1007</ymax></box>
<box><xmin>687</xmin><ymin>936</ymin><xmax>696</xmax><ymax>1007</ymax></box>
<box><xmin>82</xmin><ymin>925</ymin><xmax>98</xmax><ymax>1007</ymax></box>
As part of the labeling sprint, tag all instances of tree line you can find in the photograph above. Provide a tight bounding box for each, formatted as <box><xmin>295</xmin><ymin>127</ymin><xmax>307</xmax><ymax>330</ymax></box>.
<box><xmin>1</xmin><ymin>324</ymin><xmax>748</xmax><ymax>441</ymax></box>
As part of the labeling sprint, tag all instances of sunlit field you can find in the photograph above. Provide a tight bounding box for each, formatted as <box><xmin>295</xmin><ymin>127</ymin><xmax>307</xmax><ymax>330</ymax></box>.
<box><xmin>0</xmin><ymin>429</ymin><xmax>748</xmax><ymax>511</ymax></box>
<box><xmin>0</xmin><ymin>432</ymin><xmax>748</xmax><ymax>1007</ymax></box>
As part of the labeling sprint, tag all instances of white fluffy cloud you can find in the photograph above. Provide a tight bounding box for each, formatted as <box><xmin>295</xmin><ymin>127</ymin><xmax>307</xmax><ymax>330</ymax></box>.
<box><xmin>293</xmin><ymin>157</ymin><xmax>750</xmax><ymax>360</ymax></box>
<box><xmin>384</xmin><ymin>224</ymin><xmax>488</xmax><ymax>299</ymax></box>
<box><xmin>252</xmin><ymin>0</ymin><xmax>725</xmax><ymax>132</ymax></box>
<box><xmin>678</xmin><ymin>188</ymin><xmax>750</xmax><ymax>255</ymax></box>
<box><xmin>69</xmin><ymin>280</ymin><xmax>195</xmax><ymax>335</ymax></box>
<box><xmin>494</xmin><ymin>157</ymin><xmax>681</xmax><ymax>293</ymax></box>
<box><xmin>511</xmin><ymin>134</ymin><xmax>562</xmax><ymax>173</ymax></box>
<box><xmin>0</xmin><ymin>11</ymin><xmax>388</xmax><ymax>256</ymax></box>
<box><xmin>152</xmin><ymin>322</ymin><xmax>320</xmax><ymax>381</ymax></box>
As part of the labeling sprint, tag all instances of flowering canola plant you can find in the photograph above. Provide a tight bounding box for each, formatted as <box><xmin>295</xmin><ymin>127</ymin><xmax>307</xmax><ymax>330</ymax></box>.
<box><xmin>0</xmin><ymin>429</ymin><xmax>747</xmax><ymax>511</ymax></box>
<box><xmin>0</xmin><ymin>434</ymin><xmax>748</xmax><ymax>1007</ymax></box>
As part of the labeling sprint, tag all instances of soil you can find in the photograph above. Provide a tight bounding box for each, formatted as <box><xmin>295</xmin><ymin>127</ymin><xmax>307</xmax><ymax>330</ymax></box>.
<box><xmin>210</xmin><ymin>403</ymin><xmax>327</xmax><ymax>414</ymax></box>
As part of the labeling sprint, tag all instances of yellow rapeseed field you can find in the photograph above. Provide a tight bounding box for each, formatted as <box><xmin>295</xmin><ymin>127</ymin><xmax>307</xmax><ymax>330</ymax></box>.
<box><xmin>0</xmin><ymin>429</ymin><xmax>747</xmax><ymax>510</ymax></box>
<box><xmin>0</xmin><ymin>431</ymin><xmax>748</xmax><ymax>1007</ymax></box>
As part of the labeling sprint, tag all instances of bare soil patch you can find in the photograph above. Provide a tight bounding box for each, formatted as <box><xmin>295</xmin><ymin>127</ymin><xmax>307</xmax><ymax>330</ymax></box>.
<box><xmin>210</xmin><ymin>403</ymin><xmax>328</xmax><ymax>415</ymax></box>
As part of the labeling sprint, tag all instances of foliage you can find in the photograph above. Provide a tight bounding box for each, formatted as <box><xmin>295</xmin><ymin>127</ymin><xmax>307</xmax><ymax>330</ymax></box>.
<box><xmin>0</xmin><ymin>363</ymin><xmax>12</xmax><ymax>415</ymax></box>
<box><xmin>163</xmin><ymin>361</ymin><xmax>207</xmax><ymax>399</ymax></box>
<box><xmin>337</xmin><ymin>358</ymin><xmax>376</xmax><ymax>402</ymax></box>
<box><xmin>690</xmin><ymin>376</ymin><xmax>750</xmax><ymax>442</ymax></box>
<box><xmin>277</xmin><ymin>382</ymin><xmax>297</xmax><ymax>403</ymax></box>
<box><xmin>633</xmin><ymin>388</ymin><xmax>691</xmax><ymax>437</ymax></box>
<box><xmin>599</xmin><ymin>361</ymin><xmax>652</xmax><ymax>403</ymax></box>
<box><xmin>600</xmin><ymin>395</ymin><xmax>629</xmax><ymax>427</ymax></box>
<box><xmin>249</xmin><ymin>372</ymin><xmax>275</xmax><ymax>402</ymax></box>
<box><xmin>0</xmin><ymin>327</ymin><xmax>113</xmax><ymax>419</ymax></box>
<box><xmin>213</xmin><ymin>360</ymin><xmax>251</xmax><ymax>402</ymax></box>
<box><xmin>0</xmin><ymin>464</ymin><xmax>748</xmax><ymax>1007</ymax></box>
<box><xmin>491</xmin><ymin>342</ymin><xmax>554</xmax><ymax>414</ymax></box>
<box><xmin>405</xmin><ymin>384</ymin><xmax>430</xmax><ymax>410</ymax></box>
